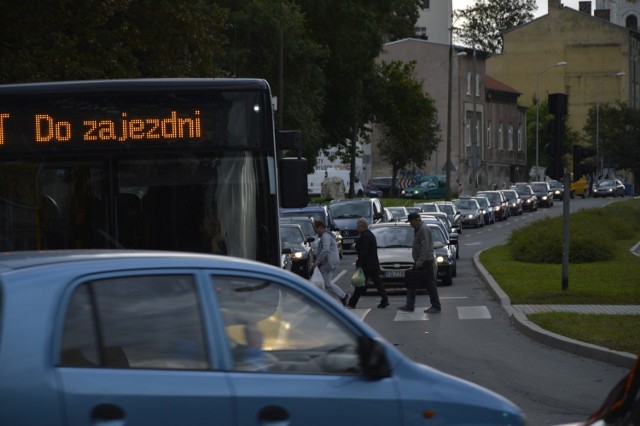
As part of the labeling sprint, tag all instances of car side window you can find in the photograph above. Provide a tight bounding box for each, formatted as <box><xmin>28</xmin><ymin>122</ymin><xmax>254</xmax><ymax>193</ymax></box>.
<box><xmin>60</xmin><ymin>274</ymin><xmax>209</xmax><ymax>370</ymax></box>
<box><xmin>213</xmin><ymin>276</ymin><xmax>362</xmax><ymax>375</ymax></box>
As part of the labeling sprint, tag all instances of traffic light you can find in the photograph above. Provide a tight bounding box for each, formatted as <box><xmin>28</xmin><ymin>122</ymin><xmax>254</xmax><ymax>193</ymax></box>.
<box><xmin>545</xmin><ymin>93</ymin><xmax>568</xmax><ymax>181</ymax></box>
<box><xmin>572</xmin><ymin>145</ymin><xmax>596</xmax><ymax>179</ymax></box>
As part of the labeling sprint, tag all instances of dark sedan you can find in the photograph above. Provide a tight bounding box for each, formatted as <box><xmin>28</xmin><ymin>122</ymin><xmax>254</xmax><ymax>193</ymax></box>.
<box><xmin>548</xmin><ymin>180</ymin><xmax>565</xmax><ymax>200</ymax></box>
<box><xmin>476</xmin><ymin>190</ymin><xmax>509</xmax><ymax>221</ymax></box>
<box><xmin>280</xmin><ymin>224</ymin><xmax>315</xmax><ymax>278</ymax></box>
<box><xmin>593</xmin><ymin>179</ymin><xmax>626</xmax><ymax>198</ymax></box>
<box><xmin>501</xmin><ymin>189</ymin><xmax>523</xmax><ymax>216</ymax></box>
<box><xmin>529</xmin><ymin>182</ymin><xmax>554</xmax><ymax>207</ymax></box>
<box><xmin>513</xmin><ymin>184</ymin><xmax>538</xmax><ymax>211</ymax></box>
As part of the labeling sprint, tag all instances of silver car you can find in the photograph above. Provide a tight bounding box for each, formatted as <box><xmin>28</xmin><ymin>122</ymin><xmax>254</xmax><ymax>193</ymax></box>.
<box><xmin>370</xmin><ymin>222</ymin><xmax>456</xmax><ymax>287</ymax></box>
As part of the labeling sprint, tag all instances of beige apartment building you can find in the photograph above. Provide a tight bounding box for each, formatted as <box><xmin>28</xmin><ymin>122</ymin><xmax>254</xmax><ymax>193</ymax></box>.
<box><xmin>487</xmin><ymin>0</ymin><xmax>640</xmax><ymax>147</ymax></box>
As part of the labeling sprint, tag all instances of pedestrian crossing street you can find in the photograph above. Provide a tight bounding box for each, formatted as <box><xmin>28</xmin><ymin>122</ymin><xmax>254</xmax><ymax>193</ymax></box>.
<box><xmin>347</xmin><ymin>298</ymin><xmax>493</xmax><ymax>322</ymax></box>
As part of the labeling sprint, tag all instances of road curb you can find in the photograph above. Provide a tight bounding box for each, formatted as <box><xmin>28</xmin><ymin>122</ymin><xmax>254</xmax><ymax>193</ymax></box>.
<box><xmin>473</xmin><ymin>249</ymin><xmax>637</xmax><ymax>369</ymax></box>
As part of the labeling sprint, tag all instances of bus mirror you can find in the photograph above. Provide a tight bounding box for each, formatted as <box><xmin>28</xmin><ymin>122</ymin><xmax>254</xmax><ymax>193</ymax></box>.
<box><xmin>280</xmin><ymin>157</ymin><xmax>308</xmax><ymax>208</ymax></box>
<box><xmin>276</xmin><ymin>130</ymin><xmax>302</xmax><ymax>158</ymax></box>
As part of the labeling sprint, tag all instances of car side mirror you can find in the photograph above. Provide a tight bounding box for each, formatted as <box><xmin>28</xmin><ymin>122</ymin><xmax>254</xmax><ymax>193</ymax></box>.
<box><xmin>357</xmin><ymin>336</ymin><xmax>390</xmax><ymax>379</ymax></box>
<box><xmin>306</xmin><ymin>236</ymin><xmax>315</xmax><ymax>243</ymax></box>
<box><xmin>281</xmin><ymin>247</ymin><xmax>292</xmax><ymax>255</ymax></box>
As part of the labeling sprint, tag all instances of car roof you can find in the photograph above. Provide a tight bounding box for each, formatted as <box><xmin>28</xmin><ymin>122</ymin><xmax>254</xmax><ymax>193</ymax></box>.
<box><xmin>0</xmin><ymin>250</ymin><xmax>265</xmax><ymax>274</ymax></box>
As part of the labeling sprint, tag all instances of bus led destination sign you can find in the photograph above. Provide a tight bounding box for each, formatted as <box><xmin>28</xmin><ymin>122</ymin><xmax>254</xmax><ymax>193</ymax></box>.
<box><xmin>0</xmin><ymin>110</ymin><xmax>202</xmax><ymax>146</ymax></box>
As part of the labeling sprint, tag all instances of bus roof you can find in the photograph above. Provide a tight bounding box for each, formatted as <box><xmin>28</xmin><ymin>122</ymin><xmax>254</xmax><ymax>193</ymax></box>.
<box><xmin>0</xmin><ymin>78</ymin><xmax>271</xmax><ymax>95</ymax></box>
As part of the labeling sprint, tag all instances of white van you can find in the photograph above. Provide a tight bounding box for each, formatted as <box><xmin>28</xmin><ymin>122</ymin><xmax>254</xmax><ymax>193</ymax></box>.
<box><xmin>308</xmin><ymin>169</ymin><xmax>364</xmax><ymax>197</ymax></box>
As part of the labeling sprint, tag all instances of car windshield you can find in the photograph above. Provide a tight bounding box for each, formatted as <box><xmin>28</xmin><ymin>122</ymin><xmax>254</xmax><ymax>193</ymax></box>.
<box><xmin>530</xmin><ymin>183</ymin><xmax>547</xmax><ymax>191</ymax></box>
<box><xmin>329</xmin><ymin>202</ymin><xmax>371</xmax><ymax>219</ymax></box>
<box><xmin>475</xmin><ymin>198</ymin><xmax>489</xmax><ymax>208</ymax></box>
<box><xmin>599</xmin><ymin>180</ymin><xmax>615</xmax><ymax>187</ymax></box>
<box><xmin>417</xmin><ymin>203</ymin><xmax>438</xmax><ymax>212</ymax></box>
<box><xmin>371</xmin><ymin>226</ymin><xmax>414</xmax><ymax>248</ymax></box>
<box><xmin>438</xmin><ymin>204</ymin><xmax>454</xmax><ymax>215</ymax></box>
<box><xmin>427</xmin><ymin>225</ymin><xmax>447</xmax><ymax>245</ymax></box>
<box><xmin>280</xmin><ymin>226</ymin><xmax>304</xmax><ymax>244</ymax></box>
<box><xmin>454</xmin><ymin>199</ymin><xmax>477</xmax><ymax>210</ymax></box>
<box><xmin>478</xmin><ymin>192</ymin><xmax>500</xmax><ymax>203</ymax></box>
<box><xmin>515</xmin><ymin>186</ymin><xmax>533</xmax><ymax>195</ymax></box>
<box><xmin>387</xmin><ymin>207</ymin><xmax>407</xmax><ymax>219</ymax></box>
<box><xmin>280</xmin><ymin>218</ymin><xmax>316</xmax><ymax>237</ymax></box>
<box><xmin>503</xmin><ymin>191</ymin><xmax>518</xmax><ymax>201</ymax></box>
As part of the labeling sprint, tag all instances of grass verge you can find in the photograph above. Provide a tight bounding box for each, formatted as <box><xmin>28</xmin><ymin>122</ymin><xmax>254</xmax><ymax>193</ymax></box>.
<box><xmin>480</xmin><ymin>199</ymin><xmax>640</xmax><ymax>354</ymax></box>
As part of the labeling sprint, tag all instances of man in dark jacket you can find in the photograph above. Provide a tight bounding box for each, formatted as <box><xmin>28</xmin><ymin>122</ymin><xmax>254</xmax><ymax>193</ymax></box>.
<box><xmin>347</xmin><ymin>218</ymin><xmax>389</xmax><ymax>308</ymax></box>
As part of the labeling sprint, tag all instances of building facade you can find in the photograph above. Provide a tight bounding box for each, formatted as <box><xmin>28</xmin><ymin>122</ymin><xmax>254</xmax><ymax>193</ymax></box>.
<box><xmin>414</xmin><ymin>0</ymin><xmax>452</xmax><ymax>44</ymax></box>
<box><xmin>371</xmin><ymin>39</ymin><xmax>527</xmax><ymax>193</ymax></box>
<box><xmin>487</xmin><ymin>0</ymin><xmax>640</xmax><ymax>148</ymax></box>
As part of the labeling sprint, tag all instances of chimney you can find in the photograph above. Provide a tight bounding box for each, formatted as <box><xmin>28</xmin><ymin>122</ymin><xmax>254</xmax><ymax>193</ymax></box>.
<box><xmin>579</xmin><ymin>1</ymin><xmax>592</xmax><ymax>15</ymax></box>
<box><xmin>549</xmin><ymin>0</ymin><xmax>562</xmax><ymax>10</ymax></box>
<box><xmin>594</xmin><ymin>9</ymin><xmax>611</xmax><ymax>21</ymax></box>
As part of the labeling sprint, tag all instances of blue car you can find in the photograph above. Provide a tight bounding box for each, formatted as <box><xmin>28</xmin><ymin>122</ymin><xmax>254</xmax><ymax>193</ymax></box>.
<box><xmin>0</xmin><ymin>251</ymin><xmax>525</xmax><ymax>425</ymax></box>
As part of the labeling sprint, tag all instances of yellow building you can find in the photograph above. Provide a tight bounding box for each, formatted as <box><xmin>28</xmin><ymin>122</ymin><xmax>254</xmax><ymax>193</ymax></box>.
<box><xmin>487</xmin><ymin>0</ymin><xmax>640</xmax><ymax>146</ymax></box>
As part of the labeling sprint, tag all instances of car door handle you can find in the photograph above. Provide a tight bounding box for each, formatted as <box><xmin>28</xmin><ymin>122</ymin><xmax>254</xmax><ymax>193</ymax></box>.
<box><xmin>91</xmin><ymin>403</ymin><xmax>125</xmax><ymax>422</ymax></box>
<box><xmin>258</xmin><ymin>405</ymin><xmax>289</xmax><ymax>422</ymax></box>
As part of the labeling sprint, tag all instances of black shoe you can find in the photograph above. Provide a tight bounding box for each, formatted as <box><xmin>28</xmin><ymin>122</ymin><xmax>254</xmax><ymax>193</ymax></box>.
<box><xmin>424</xmin><ymin>307</ymin><xmax>441</xmax><ymax>313</ymax></box>
<box><xmin>397</xmin><ymin>305</ymin><xmax>414</xmax><ymax>312</ymax></box>
<box><xmin>341</xmin><ymin>294</ymin><xmax>349</xmax><ymax>307</ymax></box>
<box><xmin>377</xmin><ymin>301</ymin><xmax>390</xmax><ymax>308</ymax></box>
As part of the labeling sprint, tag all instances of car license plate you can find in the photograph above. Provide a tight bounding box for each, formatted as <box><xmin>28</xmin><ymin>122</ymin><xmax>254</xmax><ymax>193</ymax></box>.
<box><xmin>343</xmin><ymin>239</ymin><xmax>354</xmax><ymax>245</ymax></box>
<box><xmin>384</xmin><ymin>271</ymin><xmax>405</xmax><ymax>278</ymax></box>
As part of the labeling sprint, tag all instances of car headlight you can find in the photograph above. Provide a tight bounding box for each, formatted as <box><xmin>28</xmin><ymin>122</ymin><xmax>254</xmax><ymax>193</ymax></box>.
<box><xmin>291</xmin><ymin>251</ymin><xmax>305</xmax><ymax>259</ymax></box>
<box><xmin>467</xmin><ymin>214</ymin><xmax>474</xmax><ymax>219</ymax></box>
<box><xmin>494</xmin><ymin>206</ymin><xmax>501</xmax><ymax>211</ymax></box>
<box><xmin>436</xmin><ymin>255</ymin><xmax>445</xmax><ymax>263</ymax></box>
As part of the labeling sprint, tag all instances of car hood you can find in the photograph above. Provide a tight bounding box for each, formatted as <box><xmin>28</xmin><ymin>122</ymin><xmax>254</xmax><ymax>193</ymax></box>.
<box><xmin>457</xmin><ymin>208</ymin><xmax>479</xmax><ymax>215</ymax></box>
<box><xmin>332</xmin><ymin>217</ymin><xmax>360</xmax><ymax>231</ymax></box>
<box><xmin>282</xmin><ymin>241</ymin><xmax>309</xmax><ymax>253</ymax></box>
<box><xmin>377</xmin><ymin>246</ymin><xmax>448</xmax><ymax>263</ymax></box>
<box><xmin>377</xmin><ymin>247</ymin><xmax>413</xmax><ymax>263</ymax></box>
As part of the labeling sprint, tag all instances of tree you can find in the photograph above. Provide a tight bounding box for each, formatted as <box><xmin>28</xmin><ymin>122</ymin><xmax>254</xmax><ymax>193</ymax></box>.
<box><xmin>454</xmin><ymin>0</ymin><xmax>536</xmax><ymax>53</ymax></box>
<box><xmin>296</xmin><ymin>0</ymin><xmax>419</xmax><ymax>196</ymax></box>
<box><xmin>0</xmin><ymin>0</ymin><xmax>228</xmax><ymax>82</ymax></box>
<box><xmin>584</xmin><ymin>101</ymin><xmax>640</xmax><ymax>191</ymax></box>
<box><xmin>220</xmin><ymin>0</ymin><xmax>328</xmax><ymax>170</ymax></box>
<box><xmin>368</xmin><ymin>61</ymin><xmax>441</xmax><ymax>193</ymax></box>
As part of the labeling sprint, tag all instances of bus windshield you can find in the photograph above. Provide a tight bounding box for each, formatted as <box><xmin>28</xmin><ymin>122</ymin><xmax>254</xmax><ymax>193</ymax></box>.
<box><xmin>0</xmin><ymin>79</ymin><xmax>290</xmax><ymax>266</ymax></box>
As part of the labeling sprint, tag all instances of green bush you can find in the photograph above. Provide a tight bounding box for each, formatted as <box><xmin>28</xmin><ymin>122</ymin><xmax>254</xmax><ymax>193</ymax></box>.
<box><xmin>508</xmin><ymin>200</ymin><xmax>640</xmax><ymax>264</ymax></box>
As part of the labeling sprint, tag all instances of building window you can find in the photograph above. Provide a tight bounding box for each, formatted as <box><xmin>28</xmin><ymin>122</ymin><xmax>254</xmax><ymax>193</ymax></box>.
<box><xmin>486</xmin><ymin>122</ymin><xmax>492</xmax><ymax>148</ymax></box>
<box><xmin>475</xmin><ymin>74</ymin><xmax>481</xmax><ymax>97</ymax></box>
<box><xmin>465</xmin><ymin>119</ymin><xmax>471</xmax><ymax>147</ymax></box>
<box><xmin>498</xmin><ymin>123</ymin><xmax>504</xmax><ymax>150</ymax></box>
<box><xmin>467</xmin><ymin>72</ymin><xmax>471</xmax><ymax>95</ymax></box>
<box><xmin>626</xmin><ymin>15</ymin><xmax>638</xmax><ymax>31</ymax></box>
<box><xmin>421</xmin><ymin>0</ymin><xmax>430</xmax><ymax>9</ymax></box>
<box><xmin>508</xmin><ymin>125</ymin><xmax>514</xmax><ymax>151</ymax></box>
<box><xmin>517</xmin><ymin>124</ymin><xmax>523</xmax><ymax>151</ymax></box>
<box><xmin>415</xmin><ymin>27</ymin><xmax>427</xmax><ymax>39</ymax></box>
<box><xmin>476</xmin><ymin>118</ymin><xmax>481</xmax><ymax>147</ymax></box>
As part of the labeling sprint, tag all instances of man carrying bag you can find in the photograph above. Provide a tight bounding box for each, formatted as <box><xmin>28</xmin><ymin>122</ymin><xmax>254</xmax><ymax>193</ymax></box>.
<box><xmin>398</xmin><ymin>212</ymin><xmax>441</xmax><ymax>313</ymax></box>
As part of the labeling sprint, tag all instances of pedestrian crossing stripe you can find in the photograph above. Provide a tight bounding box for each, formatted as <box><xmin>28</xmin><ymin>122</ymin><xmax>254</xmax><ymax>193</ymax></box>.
<box><xmin>347</xmin><ymin>305</ymin><xmax>493</xmax><ymax>321</ymax></box>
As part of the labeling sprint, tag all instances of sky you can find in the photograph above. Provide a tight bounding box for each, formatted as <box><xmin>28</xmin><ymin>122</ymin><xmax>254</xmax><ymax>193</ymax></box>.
<box><xmin>452</xmin><ymin>0</ymin><xmax>588</xmax><ymax>17</ymax></box>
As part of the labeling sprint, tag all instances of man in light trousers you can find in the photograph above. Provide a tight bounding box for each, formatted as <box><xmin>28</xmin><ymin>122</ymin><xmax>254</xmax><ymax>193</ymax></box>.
<box><xmin>313</xmin><ymin>220</ymin><xmax>349</xmax><ymax>306</ymax></box>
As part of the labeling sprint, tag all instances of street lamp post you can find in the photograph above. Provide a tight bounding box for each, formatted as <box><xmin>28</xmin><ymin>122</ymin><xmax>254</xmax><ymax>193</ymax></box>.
<box><xmin>595</xmin><ymin>72</ymin><xmax>625</xmax><ymax>176</ymax></box>
<box><xmin>535</xmin><ymin>61</ymin><xmax>567</xmax><ymax>182</ymax></box>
